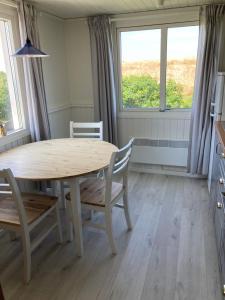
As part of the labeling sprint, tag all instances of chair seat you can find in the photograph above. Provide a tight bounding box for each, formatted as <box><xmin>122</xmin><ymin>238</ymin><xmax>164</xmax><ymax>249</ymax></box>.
<box><xmin>0</xmin><ymin>193</ymin><xmax>57</xmax><ymax>227</ymax></box>
<box><xmin>66</xmin><ymin>179</ymin><xmax>123</xmax><ymax>207</ymax></box>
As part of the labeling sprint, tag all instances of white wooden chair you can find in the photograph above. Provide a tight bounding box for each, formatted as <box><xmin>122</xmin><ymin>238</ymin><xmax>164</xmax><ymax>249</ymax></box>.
<box><xmin>65</xmin><ymin>138</ymin><xmax>134</xmax><ymax>254</ymax></box>
<box><xmin>59</xmin><ymin>121</ymin><xmax>104</xmax><ymax>208</ymax></box>
<box><xmin>0</xmin><ymin>169</ymin><xmax>62</xmax><ymax>283</ymax></box>
<box><xmin>70</xmin><ymin>121</ymin><xmax>103</xmax><ymax>140</ymax></box>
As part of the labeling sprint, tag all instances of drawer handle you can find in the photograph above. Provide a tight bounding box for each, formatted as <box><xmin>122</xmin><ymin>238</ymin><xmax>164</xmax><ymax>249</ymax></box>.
<box><xmin>219</xmin><ymin>178</ymin><xmax>225</xmax><ymax>184</ymax></box>
<box><xmin>217</xmin><ymin>202</ymin><xmax>223</xmax><ymax>209</ymax></box>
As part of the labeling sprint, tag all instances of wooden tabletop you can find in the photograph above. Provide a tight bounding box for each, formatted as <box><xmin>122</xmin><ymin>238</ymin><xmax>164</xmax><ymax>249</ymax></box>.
<box><xmin>0</xmin><ymin>138</ymin><xmax>118</xmax><ymax>180</ymax></box>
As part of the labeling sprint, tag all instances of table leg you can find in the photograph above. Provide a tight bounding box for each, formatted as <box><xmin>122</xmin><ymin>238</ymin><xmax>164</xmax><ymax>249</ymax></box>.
<box><xmin>68</xmin><ymin>177</ymin><xmax>83</xmax><ymax>257</ymax></box>
<box><xmin>51</xmin><ymin>181</ymin><xmax>57</xmax><ymax>195</ymax></box>
<box><xmin>59</xmin><ymin>181</ymin><xmax>66</xmax><ymax>208</ymax></box>
<box><xmin>50</xmin><ymin>181</ymin><xmax>66</xmax><ymax>209</ymax></box>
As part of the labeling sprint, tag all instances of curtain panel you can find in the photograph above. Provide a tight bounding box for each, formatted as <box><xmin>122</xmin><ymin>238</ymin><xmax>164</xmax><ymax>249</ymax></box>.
<box><xmin>88</xmin><ymin>15</ymin><xmax>118</xmax><ymax>145</ymax></box>
<box><xmin>18</xmin><ymin>1</ymin><xmax>51</xmax><ymax>141</ymax></box>
<box><xmin>188</xmin><ymin>4</ymin><xmax>225</xmax><ymax>175</ymax></box>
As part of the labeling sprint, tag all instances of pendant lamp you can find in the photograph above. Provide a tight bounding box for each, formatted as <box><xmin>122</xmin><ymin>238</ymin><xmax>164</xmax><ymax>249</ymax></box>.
<box><xmin>13</xmin><ymin>1</ymin><xmax>48</xmax><ymax>58</ymax></box>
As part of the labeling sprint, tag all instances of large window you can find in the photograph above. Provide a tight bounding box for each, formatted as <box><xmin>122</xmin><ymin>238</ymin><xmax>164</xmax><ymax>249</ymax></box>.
<box><xmin>119</xmin><ymin>24</ymin><xmax>199</xmax><ymax>111</ymax></box>
<box><xmin>0</xmin><ymin>18</ymin><xmax>24</xmax><ymax>134</ymax></box>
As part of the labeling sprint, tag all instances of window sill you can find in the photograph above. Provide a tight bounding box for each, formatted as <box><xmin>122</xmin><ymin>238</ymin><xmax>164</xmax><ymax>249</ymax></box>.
<box><xmin>0</xmin><ymin>129</ymin><xmax>30</xmax><ymax>147</ymax></box>
<box><xmin>118</xmin><ymin>110</ymin><xmax>192</xmax><ymax>119</ymax></box>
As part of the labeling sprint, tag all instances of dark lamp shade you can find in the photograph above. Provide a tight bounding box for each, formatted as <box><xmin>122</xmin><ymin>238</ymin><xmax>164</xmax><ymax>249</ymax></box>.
<box><xmin>13</xmin><ymin>38</ymin><xmax>49</xmax><ymax>58</ymax></box>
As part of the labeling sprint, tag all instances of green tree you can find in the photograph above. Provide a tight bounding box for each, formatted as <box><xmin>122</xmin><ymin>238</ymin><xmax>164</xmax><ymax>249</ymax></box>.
<box><xmin>166</xmin><ymin>79</ymin><xmax>183</xmax><ymax>108</ymax></box>
<box><xmin>122</xmin><ymin>75</ymin><xmax>160</xmax><ymax>108</ymax></box>
<box><xmin>0</xmin><ymin>71</ymin><xmax>11</xmax><ymax>122</ymax></box>
<box><xmin>122</xmin><ymin>75</ymin><xmax>192</xmax><ymax>109</ymax></box>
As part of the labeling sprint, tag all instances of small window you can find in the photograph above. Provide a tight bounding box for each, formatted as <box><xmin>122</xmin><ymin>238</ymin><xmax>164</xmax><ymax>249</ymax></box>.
<box><xmin>119</xmin><ymin>23</ymin><xmax>199</xmax><ymax>111</ymax></box>
<box><xmin>0</xmin><ymin>19</ymin><xmax>24</xmax><ymax>134</ymax></box>
<box><xmin>166</xmin><ymin>26</ymin><xmax>199</xmax><ymax>109</ymax></box>
<box><xmin>121</xmin><ymin>29</ymin><xmax>161</xmax><ymax>109</ymax></box>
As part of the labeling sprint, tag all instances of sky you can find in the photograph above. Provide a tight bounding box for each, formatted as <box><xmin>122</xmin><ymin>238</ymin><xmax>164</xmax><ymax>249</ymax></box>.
<box><xmin>0</xmin><ymin>33</ymin><xmax>6</xmax><ymax>72</ymax></box>
<box><xmin>0</xmin><ymin>52</ymin><xmax>6</xmax><ymax>72</ymax></box>
<box><xmin>121</xmin><ymin>26</ymin><xmax>199</xmax><ymax>62</ymax></box>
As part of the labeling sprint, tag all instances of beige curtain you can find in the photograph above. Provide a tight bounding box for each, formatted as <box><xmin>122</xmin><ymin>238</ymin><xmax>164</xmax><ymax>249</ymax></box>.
<box><xmin>188</xmin><ymin>4</ymin><xmax>225</xmax><ymax>175</ymax></box>
<box><xmin>18</xmin><ymin>1</ymin><xmax>51</xmax><ymax>141</ymax></box>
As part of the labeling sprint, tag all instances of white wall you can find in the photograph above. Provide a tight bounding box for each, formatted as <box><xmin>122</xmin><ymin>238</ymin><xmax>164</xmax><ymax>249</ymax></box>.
<box><xmin>65</xmin><ymin>19</ymin><xmax>94</xmax><ymax>122</ymax></box>
<box><xmin>38</xmin><ymin>12</ymin><xmax>71</xmax><ymax>138</ymax></box>
<box><xmin>38</xmin><ymin>15</ymin><xmax>95</xmax><ymax>138</ymax></box>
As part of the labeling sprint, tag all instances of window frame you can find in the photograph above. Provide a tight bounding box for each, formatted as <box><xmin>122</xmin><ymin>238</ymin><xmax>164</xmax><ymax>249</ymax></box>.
<box><xmin>0</xmin><ymin>4</ymin><xmax>29</xmax><ymax>141</ymax></box>
<box><xmin>117</xmin><ymin>20</ymin><xmax>199</xmax><ymax>113</ymax></box>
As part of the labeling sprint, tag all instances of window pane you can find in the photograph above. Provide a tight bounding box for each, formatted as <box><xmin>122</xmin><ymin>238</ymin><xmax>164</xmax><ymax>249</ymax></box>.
<box><xmin>121</xmin><ymin>29</ymin><xmax>160</xmax><ymax>109</ymax></box>
<box><xmin>166</xmin><ymin>26</ymin><xmax>199</xmax><ymax>109</ymax></box>
<box><xmin>0</xmin><ymin>35</ymin><xmax>12</xmax><ymax>129</ymax></box>
<box><xmin>0</xmin><ymin>20</ymin><xmax>23</xmax><ymax>133</ymax></box>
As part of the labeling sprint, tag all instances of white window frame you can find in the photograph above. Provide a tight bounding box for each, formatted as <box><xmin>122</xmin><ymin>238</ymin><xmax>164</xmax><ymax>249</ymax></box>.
<box><xmin>116</xmin><ymin>20</ymin><xmax>199</xmax><ymax>113</ymax></box>
<box><xmin>0</xmin><ymin>3</ymin><xmax>29</xmax><ymax>144</ymax></box>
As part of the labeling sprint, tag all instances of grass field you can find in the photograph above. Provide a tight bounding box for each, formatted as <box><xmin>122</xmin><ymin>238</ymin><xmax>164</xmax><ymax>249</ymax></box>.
<box><xmin>122</xmin><ymin>58</ymin><xmax>196</xmax><ymax>96</ymax></box>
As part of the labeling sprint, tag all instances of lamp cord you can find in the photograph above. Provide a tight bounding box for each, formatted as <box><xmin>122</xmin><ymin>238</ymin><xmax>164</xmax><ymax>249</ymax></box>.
<box><xmin>22</xmin><ymin>0</ymin><xmax>29</xmax><ymax>41</ymax></box>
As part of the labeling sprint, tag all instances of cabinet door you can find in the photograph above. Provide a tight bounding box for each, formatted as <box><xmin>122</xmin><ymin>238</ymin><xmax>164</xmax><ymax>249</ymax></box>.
<box><xmin>215</xmin><ymin>186</ymin><xmax>225</xmax><ymax>296</ymax></box>
<box><xmin>214</xmin><ymin>175</ymin><xmax>225</xmax><ymax>246</ymax></box>
<box><xmin>214</xmin><ymin>192</ymin><xmax>224</xmax><ymax>261</ymax></box>
<box><xmin>220</xmin><ymin>229</ymin><xmax>225</xmax><ymax>296</ymax></box>
<box><xmin>211</xmin><ymin>133</ymin><xmax>220</xmax><ymax>205</ymax></box>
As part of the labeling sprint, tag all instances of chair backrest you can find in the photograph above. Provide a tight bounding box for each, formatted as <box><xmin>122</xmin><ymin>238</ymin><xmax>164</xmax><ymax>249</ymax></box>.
<box><xmin>105</xmin><ymin>138</ymin><xmax>134</xmax><ymax>205</ymax></box>
<box><xmin>0</xmin><ymin>169</ymin><xmax>27</xmax><ymax>229</ymax></box>
<box><xmin>70</xmin><ymin>121</ymin><xmax>103</xmax><ymax>140</ymax></box>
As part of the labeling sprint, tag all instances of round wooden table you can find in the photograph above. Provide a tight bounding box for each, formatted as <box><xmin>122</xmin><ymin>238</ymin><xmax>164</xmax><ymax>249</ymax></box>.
<box><xmin>0</xmin><ymin>138</ymin><xmax>118</xmax><ymax>256</ymax></box>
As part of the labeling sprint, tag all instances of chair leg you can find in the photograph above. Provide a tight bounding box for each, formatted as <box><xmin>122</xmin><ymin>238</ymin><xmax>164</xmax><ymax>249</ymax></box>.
<box><xmin>21</xmin><ymin>230</ymin><xmax>31</xmax><ymax>284</ymax></box>
<box><xmin>123</xmin><ymin>191</ymin><xmax>132</xmax><ymax>230</ymax></box>
<box><xmin>105</xmin><ymin>209</ymin><xmax>117</xmax><ymax>255</ymax></box>
<box><xmin>66</xmin><ymin>201</ymin><xmax>74</xmax><ymax>242</ymax></box>
<box><xmin>56</xmin><ymin>204</ymin><xmax>63</xmax><ymax>243</ymax></box>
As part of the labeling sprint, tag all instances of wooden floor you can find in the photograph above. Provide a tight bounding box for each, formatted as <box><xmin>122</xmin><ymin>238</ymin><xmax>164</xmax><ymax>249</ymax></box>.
<box><xmin>0</xmin><ymin>172</ymin><xmax>223</xmax><ymax>300</ymax></box>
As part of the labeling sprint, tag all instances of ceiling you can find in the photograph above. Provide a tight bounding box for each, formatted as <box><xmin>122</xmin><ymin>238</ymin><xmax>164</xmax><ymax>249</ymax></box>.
<box><xmin>29</xmin><ymin>0</ymin><xmax>225</xmax><ymax>19</ymax></box>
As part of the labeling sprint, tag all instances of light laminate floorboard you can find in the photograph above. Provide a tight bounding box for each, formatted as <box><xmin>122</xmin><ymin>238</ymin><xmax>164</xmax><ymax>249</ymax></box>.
<box><xmin>0</xmin><ymin>172</ymin><xmax>223</xmax><ymax>300</ymax></box>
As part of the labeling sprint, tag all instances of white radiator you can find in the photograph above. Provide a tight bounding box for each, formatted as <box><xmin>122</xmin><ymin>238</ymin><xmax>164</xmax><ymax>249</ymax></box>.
<box><xmin>131</xmin><ymin>139</ymin><xmax>188</xmax><ymax>167</ymax></box>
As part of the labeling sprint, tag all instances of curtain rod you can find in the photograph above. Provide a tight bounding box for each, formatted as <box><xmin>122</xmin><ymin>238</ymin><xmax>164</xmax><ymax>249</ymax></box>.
<box><xmin>116</xmin><ymin>19</ymin><xmax>199</xmax><ymax>30</ymax></box>
<box><xmin>109</xmin><ymin>2</ymin><xmax>225</xmax><ymax>22</ymax></box>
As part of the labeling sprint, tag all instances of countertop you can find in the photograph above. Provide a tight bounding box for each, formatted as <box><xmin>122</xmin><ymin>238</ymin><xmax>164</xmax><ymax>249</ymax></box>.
<box><xmin>215</xmin><ymin>121</ymin><xmax>225</xmax><ymax>148</ymax></box>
